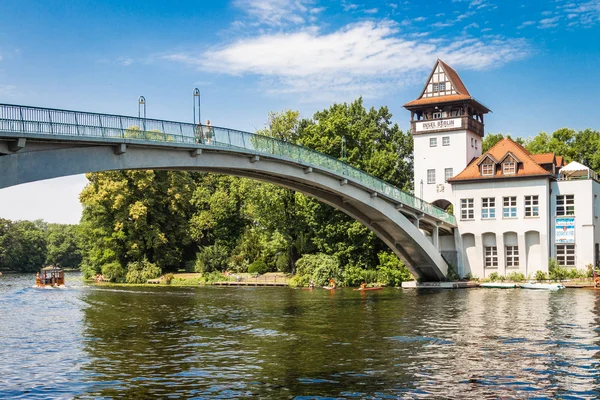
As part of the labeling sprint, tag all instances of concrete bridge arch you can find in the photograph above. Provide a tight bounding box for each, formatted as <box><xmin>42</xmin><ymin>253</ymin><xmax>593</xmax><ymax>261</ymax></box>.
<box><xmin>0</xmin><ymin>104</ymin><xmax>456</xmax><ymax>280</ymax></box>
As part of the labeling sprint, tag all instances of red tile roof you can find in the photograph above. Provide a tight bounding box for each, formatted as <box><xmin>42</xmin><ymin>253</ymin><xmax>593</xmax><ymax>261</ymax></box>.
<box><xmin>449</xmin><ymin>137</ymin><xmax>555</xmax><ymax>182</ymax></box>
<box><xmin>403</xmin><ymin>94</ymin><xmax>472</xmax><ymax>107</ymax></box>
<box><xmin>531</xmin><ymin>153</ymin><xmax>556</xmax><ymax>164</ymax></box>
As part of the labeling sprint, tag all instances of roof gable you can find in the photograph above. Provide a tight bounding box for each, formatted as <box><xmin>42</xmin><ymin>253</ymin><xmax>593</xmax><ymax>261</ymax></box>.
<box><xmin>449</xmin><ymin>137</ymin><xmax>552</xmax><ymax>182</ymax></box>
<box><xmin>499</xmin><ymin>151</ymin><xmax>522</xmax><ymax>164</ymax></box>
<box><xmin>417</xmin><ymin>59</ymin><xmax>471</xmax><ymax>100</ymax></box>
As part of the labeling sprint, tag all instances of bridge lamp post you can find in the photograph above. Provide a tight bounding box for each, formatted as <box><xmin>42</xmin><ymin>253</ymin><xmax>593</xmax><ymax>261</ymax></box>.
<box><xmin>341</xmin><ymin>136</ymin><xmax>346</xmax><ymax>162</ymax></box>
<box><xmin>193</xmin><ymin>88</ymin><xmax>201</xmax><ymax>126</ymax></box>
<box><xmin>138</xmin><ymin>96</ymin><xmax>146</xmax><ymax>132</ymax></box>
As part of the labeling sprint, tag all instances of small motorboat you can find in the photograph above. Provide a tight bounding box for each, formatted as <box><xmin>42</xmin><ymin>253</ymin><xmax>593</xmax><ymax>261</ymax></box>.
<box><xmin>520</xmin><ymin>282</ymin><xmax>565</xmax><ymax>290</ymax></box>
<box><xmin>480</xmin><ymin>282</ymin><xmax>517</xmax><ymax>289</ymax></box>
<box><xmin>36</xmin><ymin>265</ymin><xmax>65</xmax><ymax>287</ymax></box>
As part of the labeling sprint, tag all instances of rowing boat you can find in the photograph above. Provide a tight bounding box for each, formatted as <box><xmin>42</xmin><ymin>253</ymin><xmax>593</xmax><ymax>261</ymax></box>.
<box><xmin>353</xmin><ymin>287</ymin><xmax>382</xmax><ymax>291</ymax></box>
<box><xmin>520</xmin><ymin>282</ymin><xmax>565</xmax><ymax>290</ymax></box>
<box><xmin>480</xmin><ymin>282</ymin><xmax>517</xmax><ymax>289</ymax></box>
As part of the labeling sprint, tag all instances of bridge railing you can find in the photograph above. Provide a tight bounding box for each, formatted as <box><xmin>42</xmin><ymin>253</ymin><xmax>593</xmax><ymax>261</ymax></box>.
<box><xmin>0</xmin><ymin>103</ymin><xmax>456</xmax><ymax>225</ymax></box>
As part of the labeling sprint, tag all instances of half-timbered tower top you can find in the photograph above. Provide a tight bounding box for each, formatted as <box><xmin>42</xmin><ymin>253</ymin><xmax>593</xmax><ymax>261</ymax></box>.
<box><xmin>403</xmin><ymin>59</ymin><xmax>491</xmax><ymax>137</ymax></box>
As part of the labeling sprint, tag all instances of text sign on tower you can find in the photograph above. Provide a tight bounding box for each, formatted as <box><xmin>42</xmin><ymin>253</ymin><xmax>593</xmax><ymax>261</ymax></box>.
<box><xmin>415</xmin><ymin>118</ymin><xmax>462</xmax><ymax>132</ymax></box>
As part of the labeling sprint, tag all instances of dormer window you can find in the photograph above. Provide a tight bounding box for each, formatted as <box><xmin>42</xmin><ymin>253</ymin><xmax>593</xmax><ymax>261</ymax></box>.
<box><xmin>481</xmin><ymin>162</ymin><xmax>494</xmax><ymax>176</ymax></box>
<box><xmin>503</xmin><ymin>159</ymin><xmax>516</xmax><ymax>175</ymax></box>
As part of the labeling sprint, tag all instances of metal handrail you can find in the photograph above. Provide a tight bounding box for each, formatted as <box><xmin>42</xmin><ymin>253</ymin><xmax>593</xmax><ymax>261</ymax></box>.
<box><xmin>0</xmin><ymin>103</ymin><xmax>456</xmax><ymax>225</ymax></box>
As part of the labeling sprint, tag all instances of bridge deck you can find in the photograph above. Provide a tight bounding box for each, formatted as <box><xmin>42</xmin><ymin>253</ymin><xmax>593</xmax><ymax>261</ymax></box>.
<box><xmin>0</xmin><ymin>103</ymin><xmax>455</xmax><ymax>226</ymax></box>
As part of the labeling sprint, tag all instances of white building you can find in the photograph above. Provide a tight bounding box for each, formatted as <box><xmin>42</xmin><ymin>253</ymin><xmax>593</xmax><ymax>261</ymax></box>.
<box><xmin>404</xmin><ymin>60</ymin><xmax>600</xmax><ymax>278</ymax></box>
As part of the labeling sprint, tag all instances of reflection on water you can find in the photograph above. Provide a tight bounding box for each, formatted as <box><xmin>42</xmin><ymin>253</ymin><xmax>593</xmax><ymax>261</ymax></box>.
<box><xmin>1</xmin><ymin>273</ymin><xmax>600</xmax><ymax>398</ymax></box>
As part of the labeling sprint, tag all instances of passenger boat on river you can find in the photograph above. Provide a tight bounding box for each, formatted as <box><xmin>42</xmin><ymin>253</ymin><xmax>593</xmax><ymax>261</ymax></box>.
<box><xmin>36</xmin><ymin>265</ymin><xmax>65</xmax><ymax>287</ymax></box>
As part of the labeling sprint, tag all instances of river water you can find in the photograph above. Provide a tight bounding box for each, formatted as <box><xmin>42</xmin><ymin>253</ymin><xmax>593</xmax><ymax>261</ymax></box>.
<box><xmin>1</xmin><ymin>272</ymin><xmax>600</xmax><ymax>399</ymax></box>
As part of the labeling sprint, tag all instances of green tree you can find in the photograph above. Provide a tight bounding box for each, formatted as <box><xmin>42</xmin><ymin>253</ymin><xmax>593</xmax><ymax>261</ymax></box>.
<box><xmin>45</xmin><ymin>224</ymin><xmax>82</xmax><ymax>268</ymax></box>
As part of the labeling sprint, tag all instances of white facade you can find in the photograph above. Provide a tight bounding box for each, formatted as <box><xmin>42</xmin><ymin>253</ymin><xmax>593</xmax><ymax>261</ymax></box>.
<box><xmin>452</xmin><ymin>178</ymin><xmax>550</xmax><ymax>278</ymax></box>
<box><xmin>450</xmin><ymin>174</ymin><xmax>600</xmax><ymax>278</ymax></box>
<box><xmin>413</xmin><ymin>129</ymin><xmax>482</xmax><ymax>205</ymax></box>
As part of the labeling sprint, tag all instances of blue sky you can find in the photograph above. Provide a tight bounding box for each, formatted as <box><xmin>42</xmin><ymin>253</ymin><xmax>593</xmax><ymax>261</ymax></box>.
<box><xmin>0</xmin><ymin>0</ymin><xmax>599</xmax><ymax>223</ymax></box>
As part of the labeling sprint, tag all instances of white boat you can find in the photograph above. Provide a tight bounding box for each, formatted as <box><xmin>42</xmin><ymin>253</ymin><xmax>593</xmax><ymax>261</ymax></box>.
<box><xmin>519</xmin><ymin>282</ymin><xmax>565</xmax><ymax>290</ymax></box>
<box><xmin>480</xmin><ymin>282</ymin><xmax>517</xmax><ymax>288</ymax></box>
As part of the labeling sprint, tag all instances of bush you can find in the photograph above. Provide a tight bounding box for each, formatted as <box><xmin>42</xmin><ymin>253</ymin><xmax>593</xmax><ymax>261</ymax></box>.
<box><xmin>295</xmin><ymin>253</ymin><xmax>340</xmax><ymax>286</ymax></box>
<box><xmin>548</xmin><ymin>258</ymin><xmax>569</xmax><ymax>282</ymax></box>
<box><xmin>289</xmin><ymin>274</ymin><xmax>309</xmax><ymax>288</ymax></box>
<box><xmin>101</xmin><ymin>261</ymin><xmax>125</xmax><ymax>282</ymax></box>
<box><xmin>488</xmin><ymin>272</ymin><xmax>501</xmax><ymax>282</ymax></box>
<box><xmin>376</xmin><ymin>252</ymin><xmax>412</xmax><ymax>286</ymax></box>
<box><xmin>194</xmin><ymin>243</ymin><xmax>229</xmax><ymax>273</ymax></box>
<box><xmin>506</xmin><ymin>272</ymin><xmax>525</xmax><ymax>282</ymax></box>
<box><xmin>248</xmin><ymin>259</ymin><xmax>269</xmax><ymax>275</ymax></box>
<box><xmin>201</xmin><ymin>271</ymin><xmax>227</xmax><ymax>284</ymax></box>
<box><xmin>126</xmin><ymin>258</ymin><xmax>162</xmax><ymax>284</ymax></box>
<box><xmin>534</xmin><ymin>270</ymin><xmax>547</xmax><ymax>281</ymax></box>
<box><xmin>164</xmin><ymin>273</ymin><xmax>174</xmax><ymax>285</ymax></box>
<box><xmin>343</xmin><ymin>266</ymin><xmax>365</xmax><ymax>287</ymax></box>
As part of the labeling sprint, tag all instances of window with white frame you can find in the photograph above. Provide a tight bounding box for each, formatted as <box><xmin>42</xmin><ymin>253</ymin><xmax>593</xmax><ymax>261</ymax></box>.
<box><xmin>503</xmin><ymin>196</ymin><xmax>517</xmax><ymax>218</ymax></box>
<box><xmin>427</xmin><ymin>169</ymin><xmax>435</xmax><ymax>184</ymax></box>
<box><xmin>433</xmin><ymin>112</ymin><xmax>442</xmax><ymax>119</ymax></box>
<box><xmin>430</xmin><ymin>137</ymin><xmax>437</xmax><ymax>147</ymax></box>
<box><xmin>556</xmin><ymin>194</ymin><xmax>575</xmax><ymax>216</ymax></box>
<box><xmin>481</xmin><ymin>161</ymin><xmax>494</xmax><ymax>176</ymax></box>
<box><xmin>442</xmin><ymin>136</ymin><xmax>450</xmax><ymax>146</ymax></box>
<box><xmin>461</xmin><ymin>198</ymin><xmax>474</xmax><ymax>220</ymax></box>
<box><xmin>556</xmin><ymin>244</ymin><xmax>575</xmax><ymax>267</ymax></box>
<box><xmin>503</xmin><ymin>158</ymin><xmax>516</xmax><ymax>174</ymax></box>
<box><xmin>433</xmin><ymin>83</ymin><xmax>439</xmax><ymax>92</ymax></box>
<box><xmin>485</xmin><ymin>246</ymin><xmax>498</xmax><ymax>267</ymax></box>
<box><xmin>506</xmin><ymin>246</ymin><xmax>519</xmax><ymax>267</ymax></box>
<box><xmin>439</xmin><ymin>82</ymin><xmax>446</xmax><ymax>91</ymax></box>
<box><xmin>525</xmin><ymin>195</ymin><xmax>539</xmax><ymax>217</ymax></box>
<box><xmin>482</xmin><ymin>197</ymin><xmax>496</xmax><ymax>219</ymax></box>
<box><xmin>445</xmin><ymin>168</ymin><xmax>453</xmax><ymax>182</ymax></box>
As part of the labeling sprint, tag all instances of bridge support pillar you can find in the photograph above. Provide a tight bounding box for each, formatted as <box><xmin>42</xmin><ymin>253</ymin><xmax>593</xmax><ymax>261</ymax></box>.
<box><xmin>454</xmin><ymin>229</ymin><xmax>464</xmax><ymax>278</ymax></box>
<box><xmin>432</xmin><ymin>224</ymin><xmax>439</xmax><ymax>250</ymax></box>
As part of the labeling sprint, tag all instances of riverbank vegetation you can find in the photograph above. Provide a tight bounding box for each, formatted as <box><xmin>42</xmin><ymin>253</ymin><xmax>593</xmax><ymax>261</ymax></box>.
<box><xmin>0</xmin><ymin>219</ymin><xmax>81</xmax><ymax>272</ymax></box>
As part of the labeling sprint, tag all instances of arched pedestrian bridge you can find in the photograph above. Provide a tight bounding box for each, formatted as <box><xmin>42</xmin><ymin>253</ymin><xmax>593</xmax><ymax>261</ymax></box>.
<box><xmin>0</xmin><ymin>103</ymin><xmax>457</xmax><ymax>281</ymax></box>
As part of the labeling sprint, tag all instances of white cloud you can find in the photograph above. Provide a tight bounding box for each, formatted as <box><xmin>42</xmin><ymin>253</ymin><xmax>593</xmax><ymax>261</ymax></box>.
<box><xmin>561</xmin><ymin>0</ymin><xmax>600</xmax><ymax>26</ymax></box>
<box><xmin>164</xmin><ymin>20</ymin><xmax>529</xmax><ymax>100</ymax></box>
<box><xmin>117</xmin><ymin>57</ymin><xmax>134</xmax><ymax>66</ymax></box>
<box><xmin>518</xmin><ymin>20</ymin><xmax>536</xmax><ymax>29</ymax></box>
<box><xmin>234</xmin><ymin>0</ymin><xmax>315</xmax><ymax>26</ymax></box>
<box><xmin>342</xmin><ymin>1</ymin><xmax>358</xmax><ymax>12</ymax></box>
<box><xmin>539</xmin><ymin>16</ymin><xmax>560</xmax><ymax>28</ymax></box>
<box><xmin>364</xmin><ymin>8</ymin><xmax>378</xmax><ymax>14</ymax></box>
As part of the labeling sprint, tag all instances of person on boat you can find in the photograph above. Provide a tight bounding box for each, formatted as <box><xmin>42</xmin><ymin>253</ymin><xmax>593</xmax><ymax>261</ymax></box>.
<box><xmin>309</xmin><ymin>280</ymin><xmax>314</xmax><ymax>289</ymax></box>
<box><xmin>360</xmin><ymin>282</ymin><xmax>366</xmax><ymax>290</ymax></box>
<box><xmin>329</xmin><ymin>279</ymin><xmax>336</xmax><ymax>289</ymax></box>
